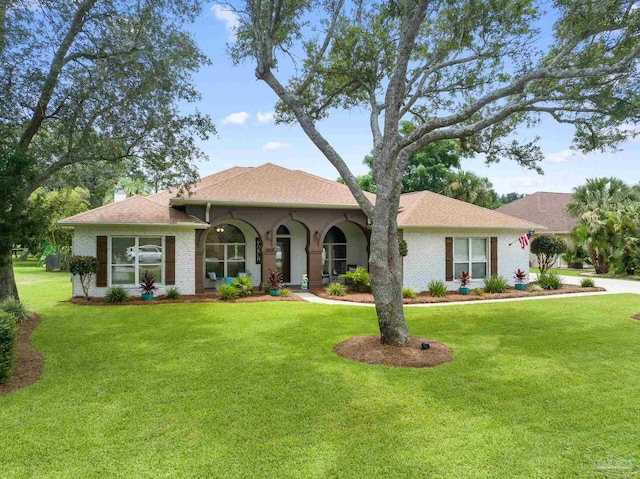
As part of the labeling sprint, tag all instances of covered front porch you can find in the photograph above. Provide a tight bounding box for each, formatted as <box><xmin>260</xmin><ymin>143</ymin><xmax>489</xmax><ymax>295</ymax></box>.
<box><xmin>193</xmin><ymin>208</ymin><xmax>370</xmax><ymax>293</ymax></box>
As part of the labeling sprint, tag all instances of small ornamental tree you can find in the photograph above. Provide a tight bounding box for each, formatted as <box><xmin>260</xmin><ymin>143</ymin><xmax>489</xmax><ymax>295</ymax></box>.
<box><xmin>69</xmin><ymin>256</ymin><xmax>99</xmax><ymax>300</ymax></box>
<box><xmin>531</xmin><ymin>235</ymin><xmax>568</xmax><ymax>273</ymax></box>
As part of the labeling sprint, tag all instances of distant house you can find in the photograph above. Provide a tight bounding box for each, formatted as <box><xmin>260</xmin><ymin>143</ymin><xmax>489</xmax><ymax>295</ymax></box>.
<box><xmin>496</xmin><ymin>192</ymin><xmax>577</xmax><ymax>268</ymax></box>
<box><xmin>59</xmin><ymin>163</ymin><xmax>540</xmax><ymax>297</ymax></box>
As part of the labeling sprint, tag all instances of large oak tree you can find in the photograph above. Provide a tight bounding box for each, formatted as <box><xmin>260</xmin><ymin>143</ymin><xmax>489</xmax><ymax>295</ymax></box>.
<box><xmin>0</xmin><ymin>0</ymin><xmax>215</xmax><ymax>299</ymax></box>
<box><xmin>226</xmin><ymin>0</ymin><xmax>639</xmax><ymax>346</ymax></box>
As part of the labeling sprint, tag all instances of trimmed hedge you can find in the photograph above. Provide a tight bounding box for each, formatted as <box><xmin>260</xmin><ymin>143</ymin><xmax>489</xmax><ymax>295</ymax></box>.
<box><xmin>0</xmin><ymin>311</ymin><xmax>17</xmax><ymax>384</ymax></box>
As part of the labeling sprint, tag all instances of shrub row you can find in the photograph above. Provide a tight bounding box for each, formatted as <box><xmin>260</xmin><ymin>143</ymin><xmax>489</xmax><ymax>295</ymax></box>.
<box><xmin>0</xmin><ymin>311</ymin><xmax>17</xmax><ymax>384</ymax></box>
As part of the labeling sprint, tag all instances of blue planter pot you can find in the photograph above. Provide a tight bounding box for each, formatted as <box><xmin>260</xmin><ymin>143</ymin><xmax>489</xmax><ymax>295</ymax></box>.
<box><xmin>459</xmin><ymin>287</ymin><xmax>469</xmax><ymax>295</ymax></box>
<box><xmin>515</xmin><ymin>283</ymin><xmax>525</xmax><ymax>291</ymax></box>
<box><xmin>269</xmin><ymin>289</ymin><xmax>279</xmax><ymax>297</ymax></box>
<box><xmin>141</xmin><ymin>293</ymin><xmax>154</xmax><ymax>301</ymax></box>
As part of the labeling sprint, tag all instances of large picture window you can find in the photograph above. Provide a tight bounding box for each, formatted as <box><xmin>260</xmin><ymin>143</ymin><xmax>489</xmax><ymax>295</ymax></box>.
<box><xmin>323</xmin><ymin>226</ymin><xmax>347</xmax><ymax>276</ymax></box>
<box><xmin>205</xmin><ymin>224</ymin><xmax>246</xmax><ymax>279</ymax></box>
<box><xmin>454</xmin><ymin>237</ymin><xmax>488</xmax><ymax>279</ymax></box>
<box><xmin>111</xmin><ymin>236</ymin><xmax>163</xmax><ymax>285</ymax></box>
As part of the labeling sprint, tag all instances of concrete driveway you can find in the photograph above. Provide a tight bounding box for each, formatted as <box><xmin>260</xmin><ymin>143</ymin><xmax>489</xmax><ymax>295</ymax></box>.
<box><xmin>533</xmin><ymin>273</ymin><xmax>640</xmax><ymax>294</ymax></box>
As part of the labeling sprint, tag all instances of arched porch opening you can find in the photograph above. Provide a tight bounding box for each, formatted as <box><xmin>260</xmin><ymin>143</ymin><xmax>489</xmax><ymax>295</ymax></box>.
<box><xmin>272</xmin><ymin>219</ymin><xmax>310</xmax><ymax>285</ymax></box>
<box><xmin>321</xmin><ymin>221</ymin><xmax>370</xmax><ymax>284</ymax></box>
<box><xmin>201</xmin><ymin>219</ymin><xmax>262</xmax><ymax>289</ymax></box>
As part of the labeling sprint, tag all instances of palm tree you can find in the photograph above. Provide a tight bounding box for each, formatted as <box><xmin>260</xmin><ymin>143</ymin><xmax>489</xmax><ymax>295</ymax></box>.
<box><xmin>565</xmin><ymin>177</ymin><xmax>637</xmax><ymax>218</ymax></box>
<box><xmin>566</xmin><ymin>178</ymin><xmax>639</xmax><ymax>274</ymax></box>
<box><xmin>443</xmin><ymin>170</ymin><xmax>500</xmax><ymax>208</ymax></box>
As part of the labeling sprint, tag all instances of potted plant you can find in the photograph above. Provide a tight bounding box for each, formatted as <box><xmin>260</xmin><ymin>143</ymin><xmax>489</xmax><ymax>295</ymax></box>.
<box><xmin>140</xmin><ymin>270</ymin><xmax>157</xmax><ymax>301</ymax></box>
<box><xmin>458</xmin><ymin>271</ymin><xmax>471</xmax><ymax>295</ymax></box>
<box><xmin>267</xmin><ymin>269</ymin><xmax>282</xmax><ymax>296</ymax></box>
<box><xmin>514</xmin><ymin>268</ymin><xmax>527</xmax><ymax>290</ymax></box>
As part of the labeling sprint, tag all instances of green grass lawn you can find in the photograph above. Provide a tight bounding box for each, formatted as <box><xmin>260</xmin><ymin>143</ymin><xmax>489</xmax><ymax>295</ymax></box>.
<box><xmin>531</xmin><ymin>267</ymin><xmax>640</xmax><ymax>281</ymax></box>
<box><xmin>2</xmin><ymin>261</ymin><xmax>640</xmax><ymax>478</ymax></box>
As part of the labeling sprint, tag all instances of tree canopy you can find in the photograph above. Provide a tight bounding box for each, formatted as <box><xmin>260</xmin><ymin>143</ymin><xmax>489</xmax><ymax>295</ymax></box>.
<box><xmin>231</xmin><ymin>0</ymin><xmax>640</xmax><ymax>345</ymax></box>
<box><xmin>0</xmin><ymin>0</ymin><xmax>215</xmax><ymax>299</ymax></box>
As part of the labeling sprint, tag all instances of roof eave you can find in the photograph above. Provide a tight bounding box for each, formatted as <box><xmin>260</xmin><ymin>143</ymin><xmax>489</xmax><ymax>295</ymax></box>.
<box><xmin>169</xmin><ymin>198</ymin><xmax>363</xmax><ymax>209</ymax></box>
<box><xmin>399</xmin><ymin>224</ymin><xmax>546</xmax><ymax>230</ymax></box>
<box><xmin>57</xmin><ymin>221</ymin><xmax>209</xmax><ymax>229</ymax></box>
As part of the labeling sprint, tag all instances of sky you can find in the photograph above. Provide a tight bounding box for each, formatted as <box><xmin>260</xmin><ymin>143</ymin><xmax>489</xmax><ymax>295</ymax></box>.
<box><xmin>181</xmin><ymin>4</ymin><xmax>640</xmax><ymax>196</ymax></box>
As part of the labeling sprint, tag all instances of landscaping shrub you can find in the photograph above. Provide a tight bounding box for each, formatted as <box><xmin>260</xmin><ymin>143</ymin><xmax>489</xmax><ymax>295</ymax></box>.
<box><xmin>139</xmin><ymin>270</ymin><xmax>157</xmax><ymax>296</ymax></box>
<box><xmin>232</xmin><ymin>277</ymin><xmax>253</xmax><ymax>297</ymax></box>
<box><xmin>217</xmin><ymin>284</ymin><xmax>238</xmax><ymax>300</ymax></box>
<box><xmin>340</xmin><ymin>267</ymin><xmax>370</xmax><ymax>292</ymax></box>
<box><xmin>402</xmin><ymin>287</ymin><xmax>417</xmax><ymax>299</ymax></box>
<box><xmin>263</xmin><ymin>284</ymin><xmax>271</xmax><ymax>294</ymax></box>
<box><xmin>165</xmin><ymin>287</ymin><xmax>180</xmax><ymax>299</ymax></box>
<box><xmin>69</xmin><ymin>255</ymin><xmax>98</xmax><ymax>299</ymax></box>
<box><xmin>278</xmin><ymin>288</ymin><xmax>291</xmax><ymax>297</ymax></box>
<box><xmin>326</xmin><ymin>282</ymin><xmax>346</xmax><ymax>296</ymax></box>
<box><xmin>427</xmin><ymin>280</ymin><xmax>447</xmax><ymax>297</ymax></box>
<box><xmin>484</xmin><ymin>275</ymin><xmax>508</xmax><ymax>293</ymax></box>
<box><xmin>580</xmin><ymin>277</ymin><xmax>595</xmax><ymax>288</ymax></box>
<box><xmin>474</xmin><ymin>288</ymin><xmax>484</xmax><ymax>296</ymax></box>
<box><xmin>105</xmin><ymin>287</ymin><xmax>129</xmax><ymax>303</ymax></box>
<box><xmin>0</xmin><ymin>311</ymin><xmax>17</xmax><ymax>384</ymax></box>
<box><xmin>529</xmin><ymin>283</ymin><xmax>543</xmax><ymax>292</ymax></box>
<box><xmin>538</xmin><ymin>271</ymin><xmax>563</xmax><ymax>290</ymax></box>
<box><xmin>531</xmin><ymin>235</ymin><xmax>568</xmax><ymax>273</ymax></box>
<box><xmin>1</xmin><ymin>297</ymin><xmax>29</xmax><ymax>323</ymax></box>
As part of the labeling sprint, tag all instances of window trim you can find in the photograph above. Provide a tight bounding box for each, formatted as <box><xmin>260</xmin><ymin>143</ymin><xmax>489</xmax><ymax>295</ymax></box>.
<box><xmin>109</xmin><ymin>235</ymin><xmax>165</xmax><ymax>287</ymax></box>
<box><xmin>453</xmin><ymin>237</ymin><xmax>489</xmax><ymax>281</ymax></box>
<box><xmin>204</xmin><ymin>241</ymin><xmax>247</xmax><ymax>278</ymax></box>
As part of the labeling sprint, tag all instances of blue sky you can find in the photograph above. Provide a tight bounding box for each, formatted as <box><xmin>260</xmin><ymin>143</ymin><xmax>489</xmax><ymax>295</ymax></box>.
<box><xmin>184</xmin><ymin>4</ymin><xmax>640</xmax><ymax>195</ymax></box>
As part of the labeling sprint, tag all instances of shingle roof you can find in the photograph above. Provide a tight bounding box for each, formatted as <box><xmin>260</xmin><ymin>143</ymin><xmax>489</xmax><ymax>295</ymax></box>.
<box><xmin>59</xmin><ymin>163</ymin><xmax>540</xmax><ymax>230</ymax></box>
<box><xmin>495</xmin><ymin>192</ymin><xmax>576</xmax><ymax>233</ymax></box>
<box><xmin>167</xmin><ymin>163</ymin><xmax>376</xmax><ymax>207</ymax></box>
<box><xmin>58</xmin><ymin>195</ymin><xmax>207</xmax><ymax>227</ymax></box>
<box><xmin>398</xmin><ymin>190</ymin><xmax>542</xmax><ymax>230</ymax></box>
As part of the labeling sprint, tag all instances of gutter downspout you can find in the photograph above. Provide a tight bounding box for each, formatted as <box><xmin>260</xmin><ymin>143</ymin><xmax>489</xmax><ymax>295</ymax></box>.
<box><xmin>205</xmin><ymin>203</ymin><xmax>211</xmax><ymax>224</ymax></box>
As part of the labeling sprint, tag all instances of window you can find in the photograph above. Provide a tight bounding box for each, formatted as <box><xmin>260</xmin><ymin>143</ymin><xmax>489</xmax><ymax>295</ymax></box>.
<box><xmin>454</xmin><ymin>237</ymin><xmax>488</xmax><ymax>280</ymax></box>
<box><xmin>323</xmin><ymin>226</ymin><xmax>347</xmax><ymax>276</ymax></box>
<box><xmin>111</xmin><ymin>236</ymin><xmax>163</xmax><ymax>285</ymax></box>
<box><xmin>205</xmin><ymin>224</ymin><xmax>246</xmax><ymax>279</ymax></box>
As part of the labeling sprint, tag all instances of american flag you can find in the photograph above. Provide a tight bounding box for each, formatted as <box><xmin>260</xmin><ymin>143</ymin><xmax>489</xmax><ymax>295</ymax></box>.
<box><xmin>518</xmin><ymin>230</ymin><xmax>533</xmax><ymax>249</ymax></box>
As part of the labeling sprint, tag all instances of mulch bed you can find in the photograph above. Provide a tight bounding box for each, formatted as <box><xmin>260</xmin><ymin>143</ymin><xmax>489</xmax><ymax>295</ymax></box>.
<box><xmin>334</xmin><ymin>335</ymin><xmax>453</xmax><ymax>368</ymax></box>
<box><xmin>630</xmin><ymin>314</ymin><xmax>640</xmax><ymax>321</ymax></box>
<box><xmin>70</xmin><ymin>291</ymin><xmax>305</xmax><ymax>306</ymax></box>
<box><xmin>315</xmin><ymin>284</ymin><xmax>606</xmax><ymax>304</ymax></box>
<box><xmin>0</xmin><ymin>313</ymin><xmax>44</xmax><ymax>396</ymax></box>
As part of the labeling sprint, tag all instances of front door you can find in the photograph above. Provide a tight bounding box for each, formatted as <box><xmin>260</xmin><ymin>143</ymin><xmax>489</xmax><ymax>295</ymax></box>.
<box><xmin>276</xmin><ymin>238</ymin><xmax>291</xmax><ymax>283</ymax></box>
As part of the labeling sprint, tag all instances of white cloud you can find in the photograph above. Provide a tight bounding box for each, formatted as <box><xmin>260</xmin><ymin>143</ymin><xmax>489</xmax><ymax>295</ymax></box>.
<box><xmin>221</xmin><ymin>111</ymin><xmax>249</xmax><ymax>125</ymax></box>
<box><xmin>262</xmin><ymin>141</ymin><xmax>290</xmax><ymax>151</ymax></box>
<box><xmin>256</xmin><ymin>111</ymin><xmax>275</xmax><ymax>124</ymax></box>
<box><xmin>546</xmin><ymin>149</ymin><xmax>587</xmax><ymax>164</ymax></box>
<box><xmin>211</xmin><ymin>5</ymin><xmax>239</xmax><ymax>40</ymax></box>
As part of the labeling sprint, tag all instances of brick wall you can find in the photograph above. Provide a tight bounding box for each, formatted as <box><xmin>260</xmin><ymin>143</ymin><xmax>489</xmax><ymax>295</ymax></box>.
<box><xmin>403</xmin><ymin>228</ymin><xmax>531</xmax><ymax>291</ymax></box>
<box><xmin>71</xmin><ymin>226</ymin><xmax>197</xmax><ymax>298</ymax></box>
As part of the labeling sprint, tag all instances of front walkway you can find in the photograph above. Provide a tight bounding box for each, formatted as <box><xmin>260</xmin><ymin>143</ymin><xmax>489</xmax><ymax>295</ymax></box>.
<box><xmin>294</xmin><ymin>289</ymin><xmax>614</xmax><ymax>308</ymax></box>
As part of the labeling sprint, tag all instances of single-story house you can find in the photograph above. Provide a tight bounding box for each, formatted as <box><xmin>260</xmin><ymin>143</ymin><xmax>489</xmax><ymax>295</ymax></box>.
<box><xmin>496</xmin><ymin>192</ymin><xmax>577</xmax><ymax>268</ymax></box>
<box><xmin>59</xmin><ymin>163</ymin><xmax>541</xmax><ymax>297</ymax></box>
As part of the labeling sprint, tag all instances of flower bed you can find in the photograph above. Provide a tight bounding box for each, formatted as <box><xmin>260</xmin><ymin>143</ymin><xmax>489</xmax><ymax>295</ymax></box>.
<box><xmin>70</xmin><ymin>291</ymin><xmax>304</xmax><ymax>305</ymax></box>
<box><xmin>314</xmin><ymin>284</ymin><xmax>606</xmax><ymax>304</ymax></box>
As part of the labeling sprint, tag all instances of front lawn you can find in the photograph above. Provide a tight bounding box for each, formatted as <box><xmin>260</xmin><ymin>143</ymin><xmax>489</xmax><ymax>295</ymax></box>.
<box><xmin>2</xmin><ymin>261</ymin><xmax>640</xmax><ymax>478</ymax></box>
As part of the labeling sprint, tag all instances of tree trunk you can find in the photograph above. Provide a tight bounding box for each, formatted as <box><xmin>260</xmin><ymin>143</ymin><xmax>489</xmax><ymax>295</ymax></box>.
<box><xmin>0</xmin><ymin>252</ymin><xmax>19</xmax><ymax>301</ymax></box>
<box><xmin>368</xmin><ymin>192</ymin><xmax>409</xmax><ymax>346</ymax></box>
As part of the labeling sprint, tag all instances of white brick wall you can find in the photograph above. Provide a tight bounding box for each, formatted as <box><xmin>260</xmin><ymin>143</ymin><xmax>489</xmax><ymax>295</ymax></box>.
<box><xmin>71</xmin><ymin>226</ymin><xmax>197</xmax><ymax>298</ymax></box>
<box><xmin>403</xmin><ymin>228</ymin><xmax>531</xmax><ymax>292</ymax></box>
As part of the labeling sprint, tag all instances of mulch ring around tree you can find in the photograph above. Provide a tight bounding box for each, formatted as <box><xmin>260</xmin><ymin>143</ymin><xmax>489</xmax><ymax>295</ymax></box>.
<box><xmin>630</xmin><ymin>313</ymin><xmax>640</xmax><ymax>321</ymax></box>
<box><xmin>70</xmin><ymin>291</ymin><xmax>305</xmax><ymax>306</ymax></box>
<box><xmin>0</xmin><ymin>313</ymin><xmax>44</xmax><ymax>397</ymax></box>
<box><xmin>334</xmin><ymin>335</ymin><xmax>453</xmax><ymax>368</ymax></box>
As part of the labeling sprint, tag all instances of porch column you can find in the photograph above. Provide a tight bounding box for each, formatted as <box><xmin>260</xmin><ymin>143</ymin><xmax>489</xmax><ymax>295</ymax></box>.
<box><xmin>195</xmin><ymin>230</ymin><xmax>206</xmax><ymax>294</ymax></box>
<box><xmin>261</xmin><ymin>246</ymin><xmax>277</xmax><ymax>286</ymax></box>
<box><xmin>307</xmin><ymin>247</ymin><xmax>323</xmax><ymax>290</ymax></box>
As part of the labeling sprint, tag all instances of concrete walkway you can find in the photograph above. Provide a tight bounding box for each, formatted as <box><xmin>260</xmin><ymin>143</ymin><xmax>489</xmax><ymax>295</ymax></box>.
<box><xmin>294</xmin><ymin>289</ymin><xmax>614</xmax><ymax>308</ymax></box>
